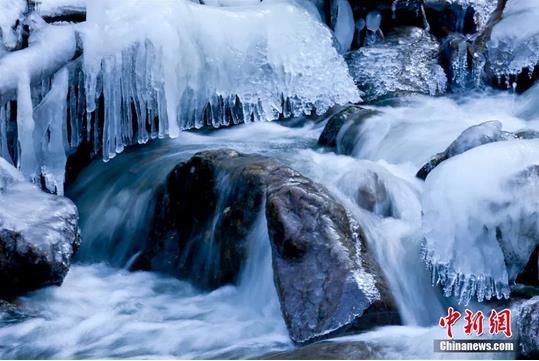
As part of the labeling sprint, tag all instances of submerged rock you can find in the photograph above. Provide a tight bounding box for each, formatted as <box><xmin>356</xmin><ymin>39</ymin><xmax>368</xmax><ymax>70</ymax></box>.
<box><xmin>0</xmin><ymin>157</ymin><xmax>80</xmax><ymax>297</ymax></box>
<box><xmin>140</xmin><ymin>149</ymin><xmax>397</xmax><ymax>344</ymax></box>
<box><xmin>262</xmin><ymin>340</ymin><xmax>381</xmax><ymax>360</ymax></box>
<box><xmin>517</xmin><ymin>297</ymin><xmax>539</xmax><ymax>358</ymax></box>
<box><xmin>318</xmin><ymin>105</ymin><xmax>378</xmax><ymax>148</ymax></box>
<box><xmin>345</xmin><ymin>27</ymin><xmax>447</xmax><ymax>102</ymax></box>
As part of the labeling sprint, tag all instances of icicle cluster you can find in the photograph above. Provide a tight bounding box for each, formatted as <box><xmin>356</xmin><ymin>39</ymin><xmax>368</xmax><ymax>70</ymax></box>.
<box><xmin>487</xmin><ymin>0</ymin><xmax>539</xmax><ymax>81</ymax></box>
<box><xmin>422</xmin><ymin>140</ymin><xmax>539</xmax><ymax>305</ymax></box>
<box><xmin>82</xmin><ymin>0</ymin><xmax>360</xmax><ymax>161</ymax></box>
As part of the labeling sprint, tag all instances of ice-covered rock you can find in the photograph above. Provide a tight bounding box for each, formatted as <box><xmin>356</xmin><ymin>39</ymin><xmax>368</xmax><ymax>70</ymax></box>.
<box><xmin>487</xmin><ymin>0</ymin><xmax>539</xmax><ymax>81</ymax></box>
<box><xmin>82</xmin><ymin>0</ymin><xmax>360</xmax><ymax>161</ymax></box>
<box><xmin>416</xmin><ymin>120</ymin><xmax>517</xmax><ymax>179</ymax></box>
<box><xmin>517</xmin><ymin>297</ymin><xmax>538</xmax><ymax>358</ymax></box>
<box><xmin>0</xmin><ymin>157</ymin><xmax>80</xmax><ymax>297</ymax></box>
<box><xmin>0</xmin><ymin>0</ymin><xmax>26</xmax><ymax>50</ymax></box>
<box><xmin>138</xmin><ymin>149</ymin><xmax>397</xmax><ymax>344</ymax></box>
<box><xmin>422</xmin><ymin>140</ymin><xmax>539</xmax><ymax>305</ymax></box>
<box><xmin>345</xmin><ymin>27</ymin><xmax>447</xmax><ymax>102</ymax></box>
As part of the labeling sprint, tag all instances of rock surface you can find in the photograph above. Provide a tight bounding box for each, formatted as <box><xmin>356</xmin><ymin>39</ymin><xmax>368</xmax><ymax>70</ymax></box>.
<box><xmin>517</xmin><ymin>296</ymin><xmax>539</xmax><ymax>358</ymax></box>
<box><xmin>345</xmin><ymin>27</ymin><xmax>447</xmax><ymax>102</ymax></box>
<box><xmin>0</xmin><ymin>157</ymin><xmax>80</xmax><ymax>297</ymax></box>
<box><xmin>139</xmin><ymin>149</ymin><xmax>398</xmax><ymax>344</ymax></box>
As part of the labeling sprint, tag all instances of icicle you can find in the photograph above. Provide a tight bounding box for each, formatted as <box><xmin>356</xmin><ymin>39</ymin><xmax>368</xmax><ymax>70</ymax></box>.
<box><xmin>16</xmin><ymin>73</ymin><xmax>38</xmax><ymax>180</ymax></box>
<box><xmin>0</xmin><ymin>103</ymin><xmax>12</xmax><ymax>164</ymax></box>
<box><xmin>33</xmin><ymin>68</ymin><xmax>69</xmax><ymax>195</ymax></box>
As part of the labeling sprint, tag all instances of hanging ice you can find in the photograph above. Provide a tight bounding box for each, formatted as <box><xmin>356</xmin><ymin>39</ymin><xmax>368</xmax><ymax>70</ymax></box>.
<box><xmin>487</xmin><ymin>0</ymin><xmax>539</xmax><ymax>78</ymax></box>
<box><xmin>366</xmin><ymin>11</ymin><xmax>382</xmax><ymax>32</ymax></box>
<box><xmin>331</xmin><ymin>0</ymin><xmax>354</xmax><ymax>53</ymax></box>
<box><xmin>422</xmin><ymin>139</ymin><xmax>539</xmax><ymax>305</ymax></box>
<box><xmin>83</xmin><ymin>0</ymin><xmax>361</xmax><ymax>161</ymax></box>
<box><xmin>424</xmin><ymin>0</ymin><xmax>497</xmax><ymax>31</ymax></box>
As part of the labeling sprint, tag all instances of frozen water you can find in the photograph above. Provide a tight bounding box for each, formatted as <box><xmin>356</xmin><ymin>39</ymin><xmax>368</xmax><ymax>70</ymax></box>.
<box><xmin>422</xmin><ymin>140</ymin><xmax>539</xmax><ymax>305</ymax></box>
<box><xmin>487</xmin><ymin>0</ymin><xmax>539</xmax><ymax>78</ymax></box>
<box><xmin>82</xmin><ymin>0</ymin><xmax>360</xmax><ymax>161</ymax></box>
<box><xmin>332</xmin><ymin>0</ymin><xmax>354</xmax><ymax>53</ymax></box>
<box><xmin>0</xmin><ymin>0</ymin><xmax>25</xmax><ymax>50</ymax></box>
<box><xmin>37</xmin><ymin>0</ymin><xmax>86</xmax><ymax>17</ymax></box>
<box><xmin>366</xmin><ymin>11</ymin><xmax>382</xmax><ymax>32</ymax></box>
<box><xmin>345</xmin><ymin>27</ymin><xmax>447</xmax><ymax>102</ymax></box>
<box><xmin>425</xmin><ymin>0</ymin><xmax>497</xmax><ymax>31</ymax></box>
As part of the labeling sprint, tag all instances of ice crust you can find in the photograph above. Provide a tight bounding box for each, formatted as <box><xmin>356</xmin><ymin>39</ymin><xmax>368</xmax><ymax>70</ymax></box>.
<box><xmin>82</xmin><ymin>0</ymin><xmax>360</xmax><ymax>161</ymax></box>
<box><xmin>422</xmin><ymin>139</ymin><xmax>539</xmax><ymax>305</ymax></box>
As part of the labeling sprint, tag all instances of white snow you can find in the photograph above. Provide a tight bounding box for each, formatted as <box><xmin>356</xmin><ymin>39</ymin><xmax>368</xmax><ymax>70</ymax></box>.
<box><xmin>422</xmin><ymin>139</ymin><xmax>539</xmax><ymax>305</ymax></box>
<box><xmin>82</xmin><ymin>0</ymin><xmax>360</xmax><ymax>161</ymax></box>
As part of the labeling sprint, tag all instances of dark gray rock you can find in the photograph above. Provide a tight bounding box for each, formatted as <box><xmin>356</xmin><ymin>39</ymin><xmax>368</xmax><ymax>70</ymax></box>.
<box><xmin>139</xmin><ymin>149</ymin><xmax>398</xmax><ymax>344</ymax></box>
<box><xmin>345</xmin><ymin>27</ymin><xmax>447</xmax><ymax>102</ymax></box>
<box><xmin>517</xmin><ymin>296</ymin><xmax>539</xmax><ymax>358</ymax></box>
<box><xmin>0</xmin><ymin>157</ymin><xmax>80</xmax><ymax>297</ymax></box>
<box><xmin>416</xmin><ymin>120</ymin><xmax>517</xmax><ymax>179</ymax></box>
<box><xmin>266</xmin><ymin>165</ymin><xmax>397</xmax><ymax>344</ymax></box>
<box><xmin>318</xmin><ymin>105</ymin><xmax>378</xmax><ymax>148</ymax></box>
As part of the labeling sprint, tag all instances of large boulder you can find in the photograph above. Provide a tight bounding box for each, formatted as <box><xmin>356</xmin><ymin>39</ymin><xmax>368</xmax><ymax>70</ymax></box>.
<box><xmin>0</xmin><ymin>157</ymin><xmax>80</xmax><ymax>297</ymax></box>
<box><xmin>345</xmin><ymin>27</ymin><xmax>447</xmax><ymax>102</ymax></box>
<box><xmin>138</xmin><ymin>149</ymin><xmax>397</xmax><ymax>344</ymax></box>
<box><xmin>517</xmin><ymin>297</ymin><xmax>539</xmax><ymax>358</ymax></box>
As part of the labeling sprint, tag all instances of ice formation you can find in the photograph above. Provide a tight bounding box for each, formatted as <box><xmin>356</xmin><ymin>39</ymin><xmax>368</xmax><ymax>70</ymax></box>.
<box><xmin>0</xmin><ymin>0</ymin><xmax>25</xmax><ymax>50</ymax></box>
<box><xmin>345</xmin><ymin>27</ymin><xmax>447</xmax><ymax>102</ymax></box>
<box><xmin>422</xmin><ymin>139</ymin><xmax>539</xmax><ymax>305</ymax></box>
<box><xmin>425</xmin><ymin>0</ymin><xmax>497</xmax><ymax>31</ymax></box>
<box><xmin>487</xmin><ymin>0</ymin><xmax>539</xmax><ymax>78</ymax></box>
<box><xmin>1</xmin><ymin>0</ymin><xmax>360</xmax><ymax>191</ymax></box>
<box><xmin>330</xmin><ymin>0</ymin><xmax>354</xmax><ymax>53</ymax></box>
<box><xmin>37</xmin><ymin>0</ymin><xmax>86</xmax><ymax>18</ymax></box>
<box><xmin>82</xmin><ymin>0</ymin><xmax>360</xmax><ymax>161</ymax></box>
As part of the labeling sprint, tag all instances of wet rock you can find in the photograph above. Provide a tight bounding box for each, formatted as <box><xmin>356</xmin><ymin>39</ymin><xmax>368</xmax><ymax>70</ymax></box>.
<box><xmin>517</xmin><ymin>296</ymin><xmax>539</xmax><ymax>358</ymax></box>
<box><xmin>139</xmin><ymin>149</ymin><xmax>398</xmax><ymax>344</ymax></box>
<box><xmin>266</xmin><ymin>165</ymin><xmax>397</xmax><ymax>344</ymax></box>
<box><xmin>0</xmin><ymin>157</ymin><xmax>80</xmax><ymax>297</ymax></box>
<box><xmin>416</xmin><ymin>120</ymin><xmax>516</xmax><ymax>179</ymax></box>
<box><xmin>345</xmin><ymin>27</ymin><xmax>447</xmax><ymax>102</ymax></box>
<box><xmin>136</xmin><ymin>149</ymin><xmax>272</xmax><ymax>289</ymax></box>
<box><xmin>318</xmin><ymin>105</ymin><xmax>378</xmax><ymax>148</ymax></box>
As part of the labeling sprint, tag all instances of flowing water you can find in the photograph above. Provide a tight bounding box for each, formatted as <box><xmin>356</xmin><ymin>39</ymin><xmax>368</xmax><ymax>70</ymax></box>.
<box><xmin>0</xmin><ymin>91</ymin><xmax>537</xmax><ymax>359</ymax></box>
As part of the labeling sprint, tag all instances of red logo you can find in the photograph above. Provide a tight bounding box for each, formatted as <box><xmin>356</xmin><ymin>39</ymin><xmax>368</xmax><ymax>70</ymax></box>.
<box><xmin>440</xmin><ymin>308</ymin><xmax>512</xmax><ymax>338</ymax></box>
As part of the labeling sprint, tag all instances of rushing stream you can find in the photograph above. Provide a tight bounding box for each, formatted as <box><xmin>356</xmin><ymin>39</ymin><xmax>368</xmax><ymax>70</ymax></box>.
<box><xmin>1</xmin><ymin>90</ymin><xmax>536</xmax><ymax>359</ymax></box>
